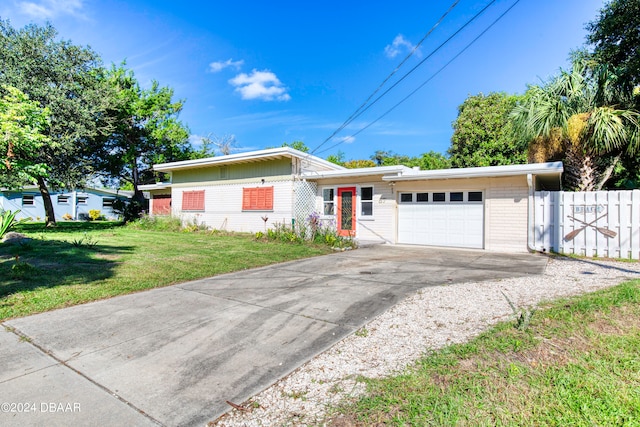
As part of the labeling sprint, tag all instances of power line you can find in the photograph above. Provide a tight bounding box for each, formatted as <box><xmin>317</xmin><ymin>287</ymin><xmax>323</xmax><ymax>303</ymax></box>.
<box><xmin>309</xmin><ymin>0</ymin><xmax>461</xmax><ymax>155</ymax></box>
<box><xmin>314</xmin><ymin>0</ymin><xmax>522</xmax><ymax>156</ymax></box>
<box><xmin>311</xmin><ymin>0</ymin><xmax>499</xmax><ymax>155</ymax></box>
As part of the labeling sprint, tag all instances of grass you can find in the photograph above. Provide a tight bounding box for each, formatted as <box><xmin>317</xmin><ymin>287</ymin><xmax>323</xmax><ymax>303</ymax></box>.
<box><xmin>323</xmin><ymin>280</ymin><xmax>640</xmax><ymax>427</ymax></box>
<box><xmin>0</xmin><ymin>221</ymin><xmax>332</xmax><ymax>321</ymax></box>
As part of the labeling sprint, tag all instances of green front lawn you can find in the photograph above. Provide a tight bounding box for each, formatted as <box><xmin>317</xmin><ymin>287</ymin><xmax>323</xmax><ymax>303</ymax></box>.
<box><xmin>0</xmin><ymin>222</ymin><xmax>332</xmax><ymax>321</ymax></box>
<box><xmin>323</xmin><ymin>279</ymin><xmax>640</xmax><ymax>426</ymax></box>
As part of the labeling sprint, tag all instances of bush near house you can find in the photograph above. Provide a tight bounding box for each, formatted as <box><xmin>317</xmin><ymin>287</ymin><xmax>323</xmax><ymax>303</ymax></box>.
<box><xmin>88</xmin><ymin>209</ymin><xmax>104</xmax><ymax>221</ymax></box>
<box><xmin>255</xmin><ymin>212</ymin><xmax>356</xmax><ymax>249</ymax></box>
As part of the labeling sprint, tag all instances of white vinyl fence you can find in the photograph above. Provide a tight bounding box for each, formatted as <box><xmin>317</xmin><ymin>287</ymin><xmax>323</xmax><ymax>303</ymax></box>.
<box><xmin>533</xmin><ymin>190</ymin><xmax>640</xmax><ymax>260</ymax></box>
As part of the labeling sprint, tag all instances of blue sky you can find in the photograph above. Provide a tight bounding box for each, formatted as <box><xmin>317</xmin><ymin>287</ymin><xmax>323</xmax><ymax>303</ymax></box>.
<box><xmin>2</xmin><ymin>0</ymin><xmax>605</xmax><ymax>162</ymax></box>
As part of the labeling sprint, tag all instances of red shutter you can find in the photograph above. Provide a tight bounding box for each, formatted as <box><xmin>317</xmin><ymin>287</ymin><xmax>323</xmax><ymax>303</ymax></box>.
<box><xmin>182</xmin><ymin>190</ymin><xmax>205</xmax><ymax>211</ymax></box>
<box><xmin>242</xmin><ymin>187</ymin><xmax>273</xmax><ymax>210</ymax></box>
<box><xmin>152</xmin><ymin>194</ymin><xmax>172</xmax><ymax>215</ymax></box>
<box><xmin>264</xmin><ymin>186</ymin><xmax>273</xmax><ymax>210</ymax></box>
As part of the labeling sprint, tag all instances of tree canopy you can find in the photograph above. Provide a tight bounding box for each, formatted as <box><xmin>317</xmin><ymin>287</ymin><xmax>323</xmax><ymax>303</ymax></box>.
<box><xmin>449</xmin><ymin>92</ymin><xmax>528</xmax><ymax>168</ymax></box>
<box><xmin>511</xmin><ymin>59</ymin><xmax>640</xmax><ymax>191</ymax></box>
<box><xmin>587</xmin><ymin>0</ymin><xmax>640</xmax><ymax>88</ymax></box>
<box><xmin>0</xmin><ymin>20</ymin><xmax>108</xmax><ymax>224</ymax></box>
<box><xmin>96</xmin><ymin>64</ymin><xmax>192</xmax><ymax>201</ymax></box>
<box><xmin>0</xmin><ymin>86</ymin><xmax>51</xmax><ymax>187</ymax></box>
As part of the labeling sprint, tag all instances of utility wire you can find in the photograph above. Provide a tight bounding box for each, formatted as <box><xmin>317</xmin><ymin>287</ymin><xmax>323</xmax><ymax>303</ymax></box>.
<box><xmin>314</xmin><ymin>0</ymin><xmax>522</xmax><ymax>156</ymax></box>
<box><xmin>310</xmin><ymin>0</ymin><xmax>461</xmax><ymax>155</ymax></box>
<box><xmin>311</xmin><ymin>0</ymin><xmax>496</xmax><ymax>154</ymax></box>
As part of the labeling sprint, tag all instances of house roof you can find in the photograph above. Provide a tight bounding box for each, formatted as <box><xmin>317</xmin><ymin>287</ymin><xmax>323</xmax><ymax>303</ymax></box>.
<box><xmin>1</xmin><ymin>185</ymin><xmax>133</xmax><ymax>197</ymax></box>
<box><xmin>378</xmin><ymin>161</ymin><xmax>564</xmax><ymax>181</ymax></box>
<box><xmin>301</xmin><ymin>161</ymin><xmax>563</xmax><ymax>182</ymax></box>
<box><xmin>147</xmin><ymin>147</ymin><xmax>562</xmax><ymax>185</ymax></box>
<box><xmin>301</xmin><ymin>165</ymin><xmax>415</xmax><ymax>179</ymax></box>
<box><xmin>138</xmin><ymin>183</ymin><xmax>171</xmax><ymax>191</ymax></box>
<box><xmin>153</xmin><ymin>147</ymin><xmax>344</xmax><ymax>173</ymax></box>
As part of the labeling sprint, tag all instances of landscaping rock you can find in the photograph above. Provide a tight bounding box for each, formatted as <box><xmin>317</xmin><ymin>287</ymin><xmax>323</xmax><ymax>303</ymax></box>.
<box><xmin>2</xmin><ymin>232</ymin><xmax>31</xmax><ymax>245</ymax></box>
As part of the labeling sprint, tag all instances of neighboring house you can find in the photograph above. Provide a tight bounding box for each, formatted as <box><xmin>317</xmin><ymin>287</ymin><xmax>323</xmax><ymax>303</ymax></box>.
<box><xmin>0</xmin><ymin>186</ymin><xmax>133</xmax><ymax>221</ymax></box>
<box><xmin>141</xmin><ymin>147</ymin><xmax>563</xmax><ymax>253</ymax></box>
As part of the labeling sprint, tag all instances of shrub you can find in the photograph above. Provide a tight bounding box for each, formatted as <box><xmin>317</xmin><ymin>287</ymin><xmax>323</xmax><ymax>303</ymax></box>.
<box><xmin>111</xmin><ymin>199</ymin><xmax>145</xmax><ymax>223</ymax></box>
<box><xmin>257</xmin><ymin>213</ymin><xmax>356</xmax><ymax>249</ymax></box>
<box><xmin>88</xmin><ymin>210</ymin><xmax>103</xmax><ymax>221</ymax></box>
<box><xmin>181</xmin><ymin>216</ymin><xmax>209</xmax><ymax>233</ymax></box>
<box><xmin>127</xmin><ymin>215</ymin><xmax>183</xmax><ymax>232</ymax></box>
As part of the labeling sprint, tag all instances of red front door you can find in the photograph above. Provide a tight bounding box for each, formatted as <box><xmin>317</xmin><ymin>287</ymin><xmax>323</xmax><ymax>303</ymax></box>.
<box><xmin>337</xmin><ymin>187</ymin><xmax>356</xmax><ymax>237</ymax></box>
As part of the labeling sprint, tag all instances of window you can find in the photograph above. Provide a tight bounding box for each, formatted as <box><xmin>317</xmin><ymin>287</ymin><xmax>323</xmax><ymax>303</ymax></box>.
<box><xmin>416</xmin><ymin>193</ymin><xmax>429</xmax><ymax>202</ymax></box>
<box><xmin>468</xmin><ymin>191</ymin><xmax>483</xmax><ymax>202</ymax></box>
<box><xmin>450</xmin><ymin>192</ymin><xmax>464</xmax><ymax>202</ymax></box>
<box><xmin>102</xmin><ymin>198</ymin><xmax>115</xmax><ymax>208</ymax></box>
<box><xmin>433</xmin><ymin>192</ymin><xmax>446</xmax><ymax>202</ymax></box>
<box><xmin>220</xmin><ymin>166</ymin><xmax>228</xmax><ymax>179</ymax></box>
<box><xmin>360</xmin><ymin>186</ymin><xmax>373</xmax><ymax>217</ymax></box>
<box><xmin>242</xmin><ymin>187</ymin><xmax>273</xmax><ymax>211</ymax></box>
<box><xmin>22</xmin><ymin>195</ymin><xmax>35</xmax><ymax>206</ymax></box>
<box><xmin>322</xmin><ymin>188</ymin><xmax>334</xmax><ymax>215</ymax></box>
<box><xmin>57</xmin><ymin>195</ymin><xmax>70</xmax><ymax>204</ymax></box>
<box><xmin>77</xmin><ymin>196</ymin><xmax>88</xmax><ymax>205</ymax></box>
<box><xmin>400</xmin><ymin>193</ymin><xmax>413</xmax><ymax>203</ymax></box>
<box><xmin>182</xmin><ymin>190</ymin><xmax>205</xmax><ymax>211</ymax></box>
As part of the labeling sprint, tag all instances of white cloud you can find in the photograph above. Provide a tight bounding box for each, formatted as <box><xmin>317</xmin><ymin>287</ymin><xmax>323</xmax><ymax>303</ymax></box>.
<box><xmin>340</xmin><ymin>136</ymin><xmax>355</xmax><ymax>144</ymax></box>
<box><xmin>209</xmin><ymin>58</ymin><xmax>244</xmax><ymax>73</ymax></box>
<box><xmin>384</xmin><ymin>34</ymin><xmax>417</xmax><ymax>59</ymax></box>
<box><xmin>18</xmin><ymin>0</ymin><xmax>85</xmax><ymax>19</ymax></box>
<box><xmin>229</xmin><ymin>69</ymin><xmax>291</xmax><ymax>102</ymax></box>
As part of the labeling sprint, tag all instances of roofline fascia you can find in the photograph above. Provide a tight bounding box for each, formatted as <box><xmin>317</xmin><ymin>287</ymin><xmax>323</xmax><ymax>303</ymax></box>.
<box><xmin>153</xmin><ymin>147</ymin><xmax>345</xmax><ymax>172</ymax></box>
<box><xmin>380</xmin><ymin>162</ymin><xmax>564</xmax><ymax>181</ymax></box>
<box><xmin>302</xmin><ymin>165</ymin><xmax>413</xmax><ymax>179</ymax></box>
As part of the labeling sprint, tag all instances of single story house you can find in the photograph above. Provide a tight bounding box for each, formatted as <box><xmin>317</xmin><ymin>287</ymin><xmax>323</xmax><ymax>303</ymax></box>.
<box><xmin>0</xmin><ymin>186</ymin><xmax>133</xmax><ymax>221</ymax></box>
<box><xmin>141</xmin><ymin>147</ymin><xmax>563</xmax><ymax>252</ymax></box>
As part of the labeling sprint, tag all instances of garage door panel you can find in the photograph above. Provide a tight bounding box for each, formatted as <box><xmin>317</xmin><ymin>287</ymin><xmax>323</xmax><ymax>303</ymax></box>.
<box><xmin>398</xmin><ymin>199</ymin><xmax>484</xmax><ymax>249</ymax></box>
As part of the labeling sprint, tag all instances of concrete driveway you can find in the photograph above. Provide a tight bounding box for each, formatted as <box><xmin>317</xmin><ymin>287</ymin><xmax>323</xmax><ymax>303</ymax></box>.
<box><xmin>1</xmin><ymin>245</ymin><xmax>547</xmax><ymax>426</ymax></box>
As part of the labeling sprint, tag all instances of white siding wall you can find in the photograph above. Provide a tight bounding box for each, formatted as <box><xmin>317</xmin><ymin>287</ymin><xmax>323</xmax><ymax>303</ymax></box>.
<box><xmin>313</xmin><ymin>181</ymin><xmax>397</xmax><ymax>243</ymax></box>
<box><xmin>356</xmin><ymin>183</ymin><xmax>396</xmax><ymax>243</ymax></box>
<box><xmin>172</xmin><ymin>179</ymin><xmax>294</xmax><ymax>232</ymax></box>
<box><xmin>484</xmin><ymin>177</ymin><xmax>529</xmax><ymax>252</ymax></box>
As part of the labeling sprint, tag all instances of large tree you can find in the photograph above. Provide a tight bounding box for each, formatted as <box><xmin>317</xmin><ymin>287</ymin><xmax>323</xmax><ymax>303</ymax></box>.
<box><xmin>511</xmin><ymin>59</ymin><xmax>640</xmax><ymax>191</ymax></box>
<box><xmin>0</xmin><ymin>86</ymin><xmax>51</xmax><ymax>187</ymax></box>
<box><xmin>0</xmin><ymin>20</ymin><xmax>108</xmax><ymax>225</ymax></box>
<box><xmin>97</xmin><ymin>65</ymin><xmax>191</xmax><ymax>202</ymax></box>
<box><xmin>586</xmin><ymin>0</ymin><xmax>640</xmax><ymax>89</ymax></box>
<box><xmin>449</xmin><ymin>92</ymin><xmax>528</xmax><ymax>168</ymax></box>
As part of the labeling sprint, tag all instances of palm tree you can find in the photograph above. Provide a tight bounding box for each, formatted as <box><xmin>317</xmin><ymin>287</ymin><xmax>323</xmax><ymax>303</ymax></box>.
<box><xmin>512</xmin><ymin>59</ymin><xmax>639</xmax><ymax>191</ymax></box>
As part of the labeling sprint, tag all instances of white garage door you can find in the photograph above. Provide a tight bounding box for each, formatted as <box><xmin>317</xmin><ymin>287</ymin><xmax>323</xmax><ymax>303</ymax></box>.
<box><xmin>397</xmin><ymin>191</ymin><xmax>484</xmax><ymax>249</ymax></box>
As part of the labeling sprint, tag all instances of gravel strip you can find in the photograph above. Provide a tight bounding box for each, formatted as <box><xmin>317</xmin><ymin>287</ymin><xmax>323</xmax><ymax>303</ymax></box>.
<box><xmin>211</xmin><ymin>256</ymin><xmax>640</xmax><ymax>426</ymax></box>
